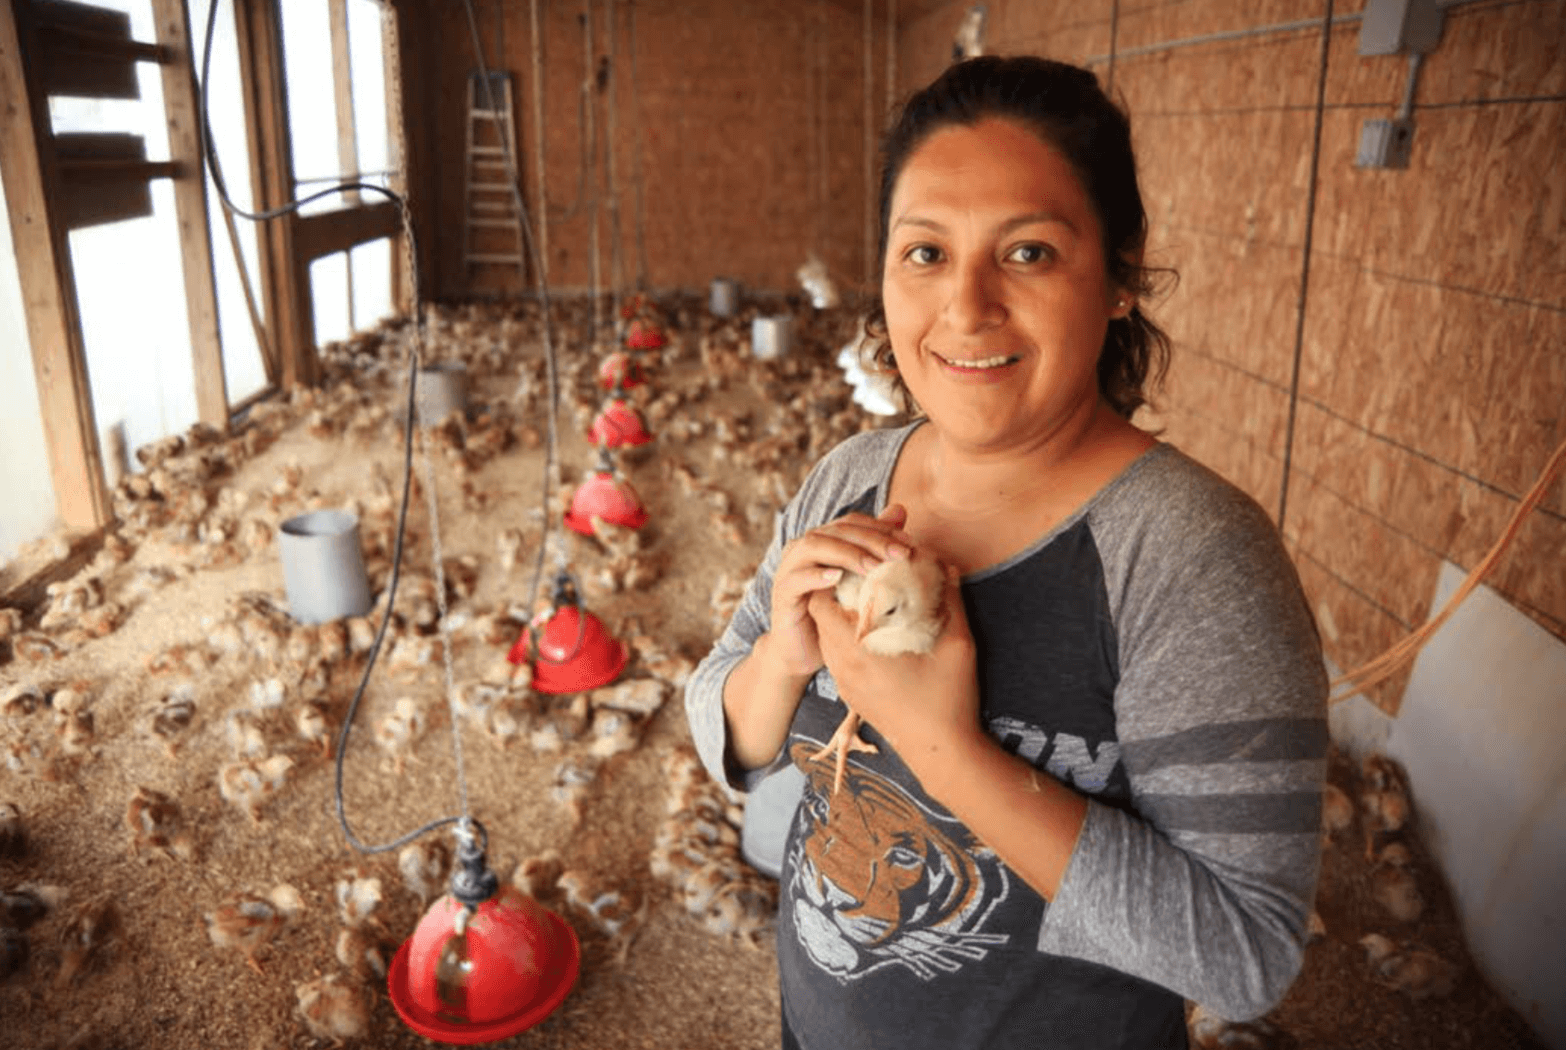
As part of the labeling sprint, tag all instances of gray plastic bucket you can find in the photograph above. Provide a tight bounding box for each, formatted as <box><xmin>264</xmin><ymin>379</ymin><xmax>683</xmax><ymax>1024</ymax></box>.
<box><xmin>416</xmin><ymin>361</ymin><xmax>468</xmax><ymax>424</ymax></box>
<box><xmin>751</xmin><ymin>315</ymin><xmax>793</xmax><ymax>361</ymax></box>
<box><xmin>709</xmin><ymin>277</ymin><xmax>739</xmax><ymax>318</ymax></box>
<box><xmin>278</xmin><ymin>509</ymin><xmax>373</xmax><ymax>624</ymax></box>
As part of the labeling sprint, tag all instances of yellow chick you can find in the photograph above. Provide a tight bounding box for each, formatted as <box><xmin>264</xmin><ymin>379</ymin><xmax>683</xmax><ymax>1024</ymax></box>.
<box><xmin>295</xmin><ymin>971</ymin><xmax>370</xmax><ymax>1044</ymax></box>
<box><xmin>335</xmin><ymin>870</ymin><xmax>384</xmax><ymax>929</ymax></box>
<box><xmin>375</xmin><ymin>696</ymin><xmax>428</xmax><ymax>774</ymax></box>
<box><xmin>335</xmin><ymin>926</ymin><xmax>391</xmax><ymax>982</ymax></box>
<box><xmin>124</xmin><ymin>786</ymin><xmax>192</xmax><ymax>861</ymax></box>
<box><xmin>217</xmin><ymin>754</ymin><xmax>294</xmax><ymax>824</ymax></box>
<box><xmin>1320</xmin><ymin>782</ymin><xmax>1354</xmax><ymax>841</ymax></box>
<box><xmin>1360</xmin><ymin>752</ymin><xmax>1412</xmax><ymax>858</ymax></box>
<box><xmin>205</xmin><ymin>889</ymin><xmax>292</xmax><ymax>973</ymax></box>
<box><xmin>1360</xmin><ymin>933</ymin><xmax>1459</xmax><ymax>1000</ymax></box>
<box><xmin>398</xmin><ymin>839</ymin><xmax>450</xmax><ymax>905</ymax></box>
<box><xmin>146</xmin><ymin>685</ymin><xmax>198</xmax><ymax>759</ymax></box>
<box><xmin>56</xmin><ymin>893</ymin><xmax>118</xmax><ymax>986</ymax></box>
<box><xmin>294</xmin><ymin>700</ymin><xmax>334</xmax><ymax>759</ymax></box>
<box><xmin>813</xmin><ymin>550</ymin><xmax>948</xmax><ymax>796</ymax></box>
<box><xmin>1369</xmin><ymin>842</ymin><xmax>1425</xmax><ymax>923</ymax></box>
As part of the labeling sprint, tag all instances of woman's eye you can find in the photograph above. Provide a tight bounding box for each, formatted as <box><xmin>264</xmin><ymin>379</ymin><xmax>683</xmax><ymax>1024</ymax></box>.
<box><xmin>1006</xmin><ymin>243</ymin><xmax>1051</xmax><ymax>264</ymax></box>
<box><xmin>904</xmin><ymin>244</ymin><xmax>943</xmax><ymax>265</ymax></box>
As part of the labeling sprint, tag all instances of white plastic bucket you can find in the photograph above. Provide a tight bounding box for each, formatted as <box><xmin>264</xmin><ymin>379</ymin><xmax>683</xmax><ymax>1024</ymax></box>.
<box><xmin>278</xmin><ymin>509</ymin><xmax>373</xmax><ymax>624</ymax></box>
<box><xmin>751</xmin><ymin>315</ymin><xmax>793</xmax><ymax>361</ymax></box>
<box><xmin>709</xmin><ymin>277</ymin><xmax>739</xmax><ymax>318</ymax></box>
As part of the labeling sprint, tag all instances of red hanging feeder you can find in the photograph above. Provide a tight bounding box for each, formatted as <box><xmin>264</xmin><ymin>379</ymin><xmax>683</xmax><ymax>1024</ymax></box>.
<box><xmin>389</xmin><ymin>822</ymin><xmax>579</xmax><ymax>1045</ymax></box>
<box><xmin>597</xmin><ymin>350</ymin><xmax>646</xmax><ymax>391</ymax></box>
<box><xmin>564</xmin><ymin>463</ymin><xmax>648</xmax><ymax>536</ymax></box>
<box><xmin>588</xmin><ymin>397</ymin><xmax>653</xmax><ymax>449</ymax></box>
<box><xmin>506</xmin><ymin>573</ymin><xmax>627</xmax><ymax>694</ymax></box>
<box><xmin>625</xmin><ymin>317</ymin><xmax>666</xmax><ymax>351</ymax></box>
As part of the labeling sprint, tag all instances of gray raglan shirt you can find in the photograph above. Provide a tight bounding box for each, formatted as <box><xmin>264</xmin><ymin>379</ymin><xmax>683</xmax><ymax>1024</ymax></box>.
<box><xmin>686</xmin><ymin>423</ymin><xmax>1328</xmax><ymax>1050</ymax></box>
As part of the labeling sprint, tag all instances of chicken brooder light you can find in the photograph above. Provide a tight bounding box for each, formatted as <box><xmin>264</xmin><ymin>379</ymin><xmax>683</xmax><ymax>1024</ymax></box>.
<box><xmin>588</xmin><ymin>396</ymin><xmax>653</xmax><ymax>449</ymax></box>
<box><xmin>564</xmin><ymin>452</ymin><xmax>649</xmax><ymax>536</ymax></box>
<box><xmin>506</xmin><ymin>572</ymin><xmax>627</xmax><ymax>694</ymax></box>
<box><xmin>389</xmin><ymin>822</ymin><xmax>579</xmax><ymax>1045</ymax></box>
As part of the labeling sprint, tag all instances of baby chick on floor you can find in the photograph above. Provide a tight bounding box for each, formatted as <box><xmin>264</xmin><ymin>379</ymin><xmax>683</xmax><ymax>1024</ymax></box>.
<box><xmin>813</xmin><ymin>548</ymin><xmax>947</xmax><ymax>796</ymax></box>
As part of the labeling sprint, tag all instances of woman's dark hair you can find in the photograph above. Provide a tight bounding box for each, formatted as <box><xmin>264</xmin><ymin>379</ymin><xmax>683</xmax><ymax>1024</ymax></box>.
<box><xmin>865</xmin><ymin>55</ymin><xmax>1171</xmax><ymax>420</ymax></box>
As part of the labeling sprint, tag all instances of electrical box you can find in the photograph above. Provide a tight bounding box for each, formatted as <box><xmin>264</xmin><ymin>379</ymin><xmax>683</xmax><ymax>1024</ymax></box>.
<box><xmin>1359</xmin><ymin>0</ymin><xmax>1445</xmax><ymax>55</ymax></box>
<box><xmin>1357</xmin><ymin>118</ymin><xmax>1416</xmax><ymax>169</ymax></box>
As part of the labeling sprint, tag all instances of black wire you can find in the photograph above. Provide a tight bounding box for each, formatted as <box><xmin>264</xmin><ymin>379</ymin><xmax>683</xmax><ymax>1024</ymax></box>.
<box><xmin>197</xmin><ymin>0</ymin><xmax>452</xmax><ymax>854</ymax></box>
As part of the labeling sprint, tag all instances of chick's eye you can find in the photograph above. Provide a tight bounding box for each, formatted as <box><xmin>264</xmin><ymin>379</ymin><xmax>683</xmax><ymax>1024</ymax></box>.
<box><xmin>1006</xmin><ymin>242</ymin><xmax>1052</xmax><ymax>265</ymax></box>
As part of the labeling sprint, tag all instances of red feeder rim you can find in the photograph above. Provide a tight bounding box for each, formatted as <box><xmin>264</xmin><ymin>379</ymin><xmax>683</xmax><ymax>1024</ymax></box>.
<box><xmin>564</xmin><ymin>472</ymin><xmax>648</xmax><ymax>536</ymax></box>
<box><xmin>625</xmin><ymin>318</ymin><xmax>666</xmax><ymax>351</ymax></box>
<box><xmin>517</xmin><ymin>604</ymin><xmax>627</xmax><ymax>694</ymax></box>
<box><xmin>388</xmin><ymin>887</ymin><xmax>580</xmax><ymax>1045</ymax></box>
<box><xmin>588</xmin><ymin>399</ymin><xmax>653</xmax><ymax>449</ymax></box>
<box><xmin>597</xmin><ymin>350</ymin><xmax>646</xmax><ymax>390</ymax></box>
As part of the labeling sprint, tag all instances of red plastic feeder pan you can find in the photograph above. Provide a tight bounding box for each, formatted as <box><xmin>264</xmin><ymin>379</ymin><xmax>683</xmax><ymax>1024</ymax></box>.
<box><xmin>588</xmin><ymin>398</ymin><xmax>653</xmax><ymax>449</ymax></box>
<box><xmin>564</xmin><ymin>471</ymin><xmax>649</xmax><ymax>536</ymax></box>
<box><xmin>597</xmin><ymin>350</ymin><xmax>646</xmax><ymax>391</ymax></box>
<box><xmin>389</xmin><ymin>882</ymin><xmax>579</xmax><ymax>1044</ymax></box>
<box><xmin>506</xmin><ymin>572</ymin><xmax>628</xmax><ymax>695</ymax></box>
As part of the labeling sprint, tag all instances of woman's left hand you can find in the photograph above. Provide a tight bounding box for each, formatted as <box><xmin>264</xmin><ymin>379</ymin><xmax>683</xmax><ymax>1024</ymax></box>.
<box><xmin>807</xmin><ymin>566</ymin><xmax>983</xmax><ymax>781</ymax></box>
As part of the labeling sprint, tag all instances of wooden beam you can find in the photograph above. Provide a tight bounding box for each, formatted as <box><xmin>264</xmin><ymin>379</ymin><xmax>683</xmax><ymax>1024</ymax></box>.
<box><xmin>236</xmin><ymin>0</ymin><xmax>316</xmax><ymax>388</ymax></box>
<box><xmin>30</xmin><ymin>0</ymin><xmax>152</xmax><ymax>99</ymax></box>
<box><xmin>294</xmin><ymin>200</ymin><xmax>399</xmax><ymax>262</ymax></box>
<box><xmin>0</xmin><ymin>0</ymin><xmax>110</xmax><ymax>529</ymax></box>
<box><xmin>53</xmin><ymin>132</ymin><xmax>158</xmax><ymax>229</ymax></box>
<box><xmin>150</xmin><ymin>0</ymin><xmax>228</xmax><ymax>430</ymax></box>
<box><xmin>229</xmin><ymin>0</ymin><xmax>280</xmax><ymax>386</ymax></box>
<box><xmin>328</xmin><ymin>0</ymin><xmax>361</xmax><ymax>207</ymax></box>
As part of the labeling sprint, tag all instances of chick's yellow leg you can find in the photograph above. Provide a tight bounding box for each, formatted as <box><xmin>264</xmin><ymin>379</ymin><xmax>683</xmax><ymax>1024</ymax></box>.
<box><xmin>809</xmin><ymin>713</ymin><xmax>878</xmax><ymax>796</ymax></box>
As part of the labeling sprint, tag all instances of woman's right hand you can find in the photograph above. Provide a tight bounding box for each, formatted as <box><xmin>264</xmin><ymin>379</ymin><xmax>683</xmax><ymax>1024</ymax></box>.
<box><xmin>767</xmin><ymin>503</ymin><xmax>913</xmax><ymax>677</ymax></box>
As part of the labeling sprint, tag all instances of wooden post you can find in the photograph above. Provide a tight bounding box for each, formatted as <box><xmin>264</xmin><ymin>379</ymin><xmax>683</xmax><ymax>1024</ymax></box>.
<box><xmin>150</xmin><ymin>0</ymin><xmax>229</xmax><ymax>430</ymax></box>
<box><xmin>328</xmin><ymin>0</ymin><xmax>361</xmax><ymax>207</ymax></box>
<box><xmin>236</xmin><ymin>0</ymin><xmax>315</xmax><ymax>388</ymax></box>
<box><xmin>0</xmin><ymin>0</ymin><xmax>110</xmax><ymax>529</ymax></box>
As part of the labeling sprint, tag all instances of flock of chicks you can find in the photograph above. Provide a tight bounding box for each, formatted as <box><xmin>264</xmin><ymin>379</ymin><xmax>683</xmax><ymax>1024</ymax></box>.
<box><xmin>0</xmin><ymin>293</ymin><xmax>880</xmax><ymax>1046</ymax></box>
<box><xmin>0</xmin><ymin>292</ymin><xmax>1512</xmax><ymax>1049</ymax></box>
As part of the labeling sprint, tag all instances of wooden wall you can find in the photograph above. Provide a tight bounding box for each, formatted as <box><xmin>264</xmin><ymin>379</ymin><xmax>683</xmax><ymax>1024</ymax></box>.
<box><xmin>894</xmin><ymin>0</ymin><xmax>1565</xmax><ymax>712</ymax></box>
<box><xmin>406</xmin><ymin>0</ymin><xmax>892</xmax><ymax>302</ymax></box>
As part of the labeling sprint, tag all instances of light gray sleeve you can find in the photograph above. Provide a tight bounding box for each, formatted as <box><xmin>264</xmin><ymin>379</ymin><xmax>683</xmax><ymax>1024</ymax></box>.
<box><xmin>685</xmin><ymin>427</ymin><xmax>908</xmax><ymax>792</ymax></box>
<box><xmin>1038</xmin><ymin>452</ymin><xmax>1329</xmax><ymax>1021</ymax></box>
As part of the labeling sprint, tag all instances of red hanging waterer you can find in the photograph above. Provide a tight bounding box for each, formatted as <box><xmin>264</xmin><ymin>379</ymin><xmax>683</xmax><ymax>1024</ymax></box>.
<box><xmin>625</xmin><ymin>317</ymin><xmax>666</xmax><ymax>351</ymax></box>
<box><xmin>597</xmin><ymin>349</ymin><xmax>646</xmax><ymax>391</ymax></box>
<box><xmin>506</xmin><ymin>572</ymin><xmax>627</xmax><ymax>694</ymax></box>
<box><xmin>389</xmin><ymin>820</ymin><xmax>579</xmax><ymax>1045</ymax></box>
<box><xmin>587</xmin><ymin>394</ymin><xmax>653</xmax><ymax>449</ymax></box>
<box><xmin>564</xmin><ymin>449</ymin><xmax>648</xmax><ymax>536</ymax></box>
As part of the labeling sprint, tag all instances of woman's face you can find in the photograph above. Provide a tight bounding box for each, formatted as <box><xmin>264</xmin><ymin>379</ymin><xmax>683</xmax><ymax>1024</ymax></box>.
<box><xmin>882</xmin><ymin>117</ymin><xmax>1131</xmax><ymax>454</ymax></box>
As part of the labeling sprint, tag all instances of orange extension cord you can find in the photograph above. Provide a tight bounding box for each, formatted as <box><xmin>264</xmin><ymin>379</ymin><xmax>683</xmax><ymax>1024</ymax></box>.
<box><xmin>1329</xmin><ymin>432</ymin><xmax>1566</xmax><ymax>705</ymax></box>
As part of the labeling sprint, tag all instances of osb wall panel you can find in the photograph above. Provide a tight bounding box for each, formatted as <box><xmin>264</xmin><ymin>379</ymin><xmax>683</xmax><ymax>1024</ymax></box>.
<box><xmin>419</xmin><ymin>0</ymin><xmax>889</xmax><ymax>300</ymax></box>
<box><xmin>1112</xmin><ymin>0</ymin><xmax>1327</xmax><ymax>53</ymax></box>
<box><xmin>890</xmin><ymin>1</ymin><xmax>1565</xmax><ymax>711</ymax></box>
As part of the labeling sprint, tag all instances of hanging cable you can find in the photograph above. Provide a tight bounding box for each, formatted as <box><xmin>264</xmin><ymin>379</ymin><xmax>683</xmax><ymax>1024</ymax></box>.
<box><xmin>1330</xmin><ymin>432</ymin><xmax>1566</xmax><ymax>703</ymax></box>
<box><xmin>626</xmin><ymin>0</ymin><xmax>650</xmax><ymax>291</ymax></box>
<box><xmin>604</xmin><ymin>0</ymin><xmax>625</xmax><ymax>326</ymax></box>
<box><xmin>528</xmin><ymin>0</ymin><xmax>551</xmax><ymax>278</ymax></box>
<box><xmin>1105</xmin><ymin>0</ymin><xmax>1120</xmax><ymax>95</ymax></box>
<box><xmin>863</xmin><ymin>0</ymin><xmax>875</xmax><ymax>289</ymax></box>
<box><xmin>1275</xmin><ymin>0</ymin><xmax>1334</xmax><ymax>533</ymax></box>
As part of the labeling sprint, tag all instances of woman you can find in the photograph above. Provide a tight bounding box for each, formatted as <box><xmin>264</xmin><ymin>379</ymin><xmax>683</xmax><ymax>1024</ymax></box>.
<box><xmin>687</xmin><ymin>56</ymin><xmax>1327</xmax><ymax>1050</ymax></box>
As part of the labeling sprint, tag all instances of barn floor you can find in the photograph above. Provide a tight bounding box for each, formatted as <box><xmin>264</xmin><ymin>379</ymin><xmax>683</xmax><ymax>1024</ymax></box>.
<box><xmin>0</xmin><ymin>296</ymin><xmax>1550</xmax><ymax>1050</ymax></box>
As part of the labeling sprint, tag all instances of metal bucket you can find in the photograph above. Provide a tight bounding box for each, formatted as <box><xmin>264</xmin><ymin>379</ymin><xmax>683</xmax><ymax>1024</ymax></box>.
<box><xmin>278</xmin><ymin>509</ymin><xmax>373</xmax><ymax>624</ymax></box>
<box><xmin>750</xmin><ymin>315</ymin><xmax>793</xmax><ymax>361</ymax></box>
<box><xmin>709</xmin><ymin>277</ymin><xmax>739</xmax><ymax>318</ymax></box>
<box><xmin>416</xmin><ymin>361</ymin><xmax>469</xmax><ymax>424</ymax></box>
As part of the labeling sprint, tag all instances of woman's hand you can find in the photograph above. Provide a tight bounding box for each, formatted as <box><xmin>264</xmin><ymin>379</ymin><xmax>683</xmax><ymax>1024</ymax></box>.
<box><xmin>767</xmin><ymin>504</ymin><xmax>914</xmax><ymax>677</ymax></box>
<box><xmin>807</xmin><ymin>565</ymin><xmax>982</xmax><ymax>780</ymax></box>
